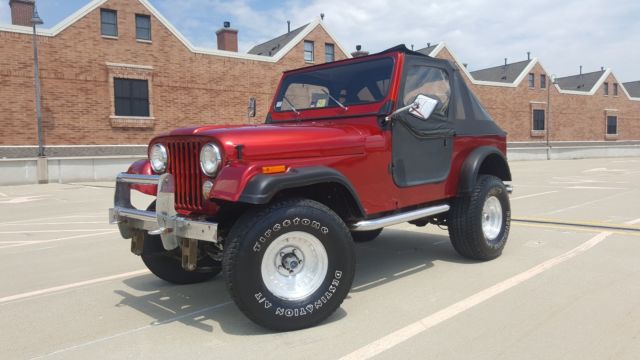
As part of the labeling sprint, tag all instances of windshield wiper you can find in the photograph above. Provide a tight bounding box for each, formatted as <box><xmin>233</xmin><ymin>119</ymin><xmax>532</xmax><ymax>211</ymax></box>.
<box><xmin>283</xmin><ymin>96</ymin><xmax>301</xmax><ymax>116</ymax></box>
<box><xmin>321</xmin><ymin>89</ymin><xmax>348</xmax><ymax>110</ymax></box>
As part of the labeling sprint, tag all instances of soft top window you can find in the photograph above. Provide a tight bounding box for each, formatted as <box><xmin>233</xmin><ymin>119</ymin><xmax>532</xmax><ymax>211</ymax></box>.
<box><xmin>275</xmin><ymin>57</ymin><xmax>394</xmax><ymax>112</ymax></box>
<box><xmin>402</xmin><ymin>65</ymin><xmax>450</xmax><ymax>117</ymax></box>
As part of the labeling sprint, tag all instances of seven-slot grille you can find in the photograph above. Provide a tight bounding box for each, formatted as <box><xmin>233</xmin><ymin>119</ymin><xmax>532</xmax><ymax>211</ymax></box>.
<box><xmin>166</xmin><ymin>140</ymin><xmax>204</xmax><ymax>211</ymax></box>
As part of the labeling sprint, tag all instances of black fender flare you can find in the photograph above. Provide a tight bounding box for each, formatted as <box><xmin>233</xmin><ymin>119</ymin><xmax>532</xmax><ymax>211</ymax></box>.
<box><xmin>458</xmin><ymin>146</ymin><xmax>512</xmax><ymax>194</ymax></box>
<box><xmin>238</xmin><ymin>166</ymin><xmax>366</xmax><ymax>217</ymax></box>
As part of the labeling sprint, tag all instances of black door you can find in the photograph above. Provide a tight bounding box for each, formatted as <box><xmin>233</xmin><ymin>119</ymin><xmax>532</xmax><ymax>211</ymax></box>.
<box><xmin>392</xmin><ymin>61</ymin><xmax>454</xmax><ymax>187</ymax></box>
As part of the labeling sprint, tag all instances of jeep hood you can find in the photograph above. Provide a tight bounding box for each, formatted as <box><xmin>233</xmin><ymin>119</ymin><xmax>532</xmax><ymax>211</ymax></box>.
<box><xmin>162</xmin><ymin>123</ymin><xmax>367</xmax><ymax>160</ymax></box>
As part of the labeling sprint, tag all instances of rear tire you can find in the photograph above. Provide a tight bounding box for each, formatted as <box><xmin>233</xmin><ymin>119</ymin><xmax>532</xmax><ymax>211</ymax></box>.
<box><xmin>351</xmin><ymin>228</ymin><xmax>383</xmax><ymax>242</ymax></box>
<box><xmin>223</xmin><ymin>198</ymin><xmax>355</xmax><ymax>331</ymax></box>
<box><xmin>448</xmin><ymin>175</ymin><xmax>510</xmax><ymax>260</ymax></box>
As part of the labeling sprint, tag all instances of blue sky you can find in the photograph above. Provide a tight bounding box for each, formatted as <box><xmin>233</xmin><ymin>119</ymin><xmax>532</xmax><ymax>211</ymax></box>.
<box><xmin>1</xmin><ymin>0</ymin><xmax>639</xmax><ymax>82</ymax></box>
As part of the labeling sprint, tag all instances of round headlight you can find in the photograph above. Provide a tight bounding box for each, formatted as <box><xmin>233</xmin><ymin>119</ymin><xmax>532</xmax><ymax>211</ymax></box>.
<box><xmin>200</xmin><ymin>143</ymin><xmax>222</xmax><ymax>176</ymax></box>
<box><xmin>149</xmin><ymin>144</ymin><xmax>167</xmax><ymax>173</ymax></box>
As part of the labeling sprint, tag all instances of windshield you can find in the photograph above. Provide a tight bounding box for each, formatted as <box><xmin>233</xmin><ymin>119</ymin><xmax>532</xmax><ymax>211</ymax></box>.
<box><xmin>274</xmin><ymin>57</ymin><xmax>394</xmax><ymax>112</ymax></box>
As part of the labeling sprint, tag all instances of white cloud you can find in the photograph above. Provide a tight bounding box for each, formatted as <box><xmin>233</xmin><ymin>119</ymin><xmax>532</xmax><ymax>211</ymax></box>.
<box><xmin>152</xmin><ymin>0</ymin><xmax>639</xmax><ymax>82</ymax></box>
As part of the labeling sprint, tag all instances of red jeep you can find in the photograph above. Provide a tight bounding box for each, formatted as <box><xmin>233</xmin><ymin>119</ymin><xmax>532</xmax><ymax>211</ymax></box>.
<box><xmin>109</xmin><ymin>45</ymin><xmax>512</xmax><ymax>331</ymax></box>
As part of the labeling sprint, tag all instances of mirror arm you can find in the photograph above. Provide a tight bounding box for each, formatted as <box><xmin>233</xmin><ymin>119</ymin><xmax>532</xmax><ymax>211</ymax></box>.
<box><xmin>384</xmin><ymin>102</ymin><xmax>418</xmax><ymax>123</ymax></box>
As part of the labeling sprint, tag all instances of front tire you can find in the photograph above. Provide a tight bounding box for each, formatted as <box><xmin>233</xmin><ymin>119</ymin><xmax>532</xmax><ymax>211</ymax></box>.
<box><xmin>448</xmin><ymin>175</ymin><xmax>511</xmax><ymax>260</ymax></box>
<box><xmin>223</xmin><ymin>198</ymin><xmax>355</xmax><ymax>331</ymax></box>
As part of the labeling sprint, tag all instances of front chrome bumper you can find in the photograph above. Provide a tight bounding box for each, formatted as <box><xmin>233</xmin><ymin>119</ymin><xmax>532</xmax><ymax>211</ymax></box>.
<box><xmin>109</xmin><ymin>173</ymin><xmax>218</xmax><ymax>251</ymax></box>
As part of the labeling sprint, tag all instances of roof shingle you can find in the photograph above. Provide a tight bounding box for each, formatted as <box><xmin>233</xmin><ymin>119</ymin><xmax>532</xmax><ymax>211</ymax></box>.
<box><xmin>416</xmin><ymin>44</ymin><xmax>438</xmax><ymax>56</ymax></box>
<box><xmin>247</xmin><ymin>23</ymin><xmax>309</xmax><ymax>56</ymax></box>
<box><xmin>623</xmin><ymin>81</ymin><xmax>640</xmax><ymax>98</ymax></box>
<box><xmin>555</xmin><ymin>70</ymin><xmax>606</xmax><ymax>92</ymax></box>
<box><xmin>470</xmin><ymin>60</ymin><xmax>532</xmax><ymax>83</ymax></box>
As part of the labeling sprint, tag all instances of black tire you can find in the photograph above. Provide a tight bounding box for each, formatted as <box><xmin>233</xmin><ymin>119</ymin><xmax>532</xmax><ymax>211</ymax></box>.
<box><xmin>351</xmin><ymin>228</ymin><xmax>383</xmax><ymax>242</ymax></box>
<box><xmin>448</xmin><ymin>175</ymin><xmax>511</xmax><ymax>260</ymax></box>
<box><xmin>223</xmin><ymin>198</ymin><xmax>355</xmax><ymax>331</ymax></box>
<box><xmin>140</xmin><ymin>202</ymin><xmax>221</xmax><ymax>285</ymax></box>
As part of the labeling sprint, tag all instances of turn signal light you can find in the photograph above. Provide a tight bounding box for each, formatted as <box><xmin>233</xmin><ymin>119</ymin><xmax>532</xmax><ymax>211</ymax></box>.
<box><xmin>262</xmin><ymin>165</ymin><xmax>287</xmax><ymax>174</ymax></box>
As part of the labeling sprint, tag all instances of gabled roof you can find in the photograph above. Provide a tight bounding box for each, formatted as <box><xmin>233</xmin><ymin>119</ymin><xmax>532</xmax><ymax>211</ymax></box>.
<box><xmin>556</xmin><ymin>70</ymin><xmax>606</xmax><ymax>92</ymax></box>
<box><xmin>416</xmin><ymin>44</ymin><xmax>438</xmax><ymax>56</ymax></box>
<box><xmin>622</xmin><ymin>81</ymin><xmax>640</xmax><ymax>98</ymax></box>
<box><xmin>470</xmin><ymin>60</ymin><xmax>533</xmax><ymax>83</ymax></box>
<box><xmin>0</xmin><ymin>0</ymin><xmax>350</xmax><ymax>63</ymax></box>
<box><xmin>248</xmin><ymin>24</ymin><xmax>309</xmax><ymax>56</ymax></box>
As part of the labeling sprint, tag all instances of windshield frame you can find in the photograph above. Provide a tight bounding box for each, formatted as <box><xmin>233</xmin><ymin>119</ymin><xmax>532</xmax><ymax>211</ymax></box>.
<box><xmin>268</xmin><ymin>53</ymin><xmax>399</xmax><ymax>122</ymax></box>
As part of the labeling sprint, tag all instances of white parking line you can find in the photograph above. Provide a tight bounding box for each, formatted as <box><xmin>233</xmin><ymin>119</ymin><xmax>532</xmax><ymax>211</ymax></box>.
<box><xmin>0</xmin><ymin>269</ymin><xmax>150</xmax><ymax>304</ymax></box>
<box><xmin>393</xmin><ymin>264</ymin><xmax>427</xmax><ymax>277</ymax></box>
<box><xmin>0</xmin><ymin>221</ymin><xmax>105</xmax><ymax>227</ymax></box>
<box><xmin>339</xmin><ymin>231</ymin><xmax>613</xmax><ymax>360</ymax></box>
<box><xmin>0</xmin><ymin>231</ymin><xmax>118</xmax><ymax>250</ymax></box>
<box><xmin>567</xmin><ymin>186</ymin><xmax>627</xmax><ymax>190</ymax></box>
<box><xmin>32</xmin><ymin>301</ymin><xmax>233</xmax><ymax>359</ymax></box>
<box><xmin>0</xmin><ymin>214</ymin><xmax>104</xmax><ymax>226</ymax></box>
<box><xmin>547</xmin><ymin>191</ymin><xmax>631</xmax><ymax>215</ymax></box>
<box><xmin>352</xmin><ymin>278</ymin><xmax>388</xmax><ymax>291</ymax></box>
<box><xmin>0</xmin><ymin>229</ymin><xmax>115</xmax><ymax>234</ymax></box>
<box><xmin>510</xmin><ymin>191</ymin><xmax>558</xmax><ymax>201</ymax></box>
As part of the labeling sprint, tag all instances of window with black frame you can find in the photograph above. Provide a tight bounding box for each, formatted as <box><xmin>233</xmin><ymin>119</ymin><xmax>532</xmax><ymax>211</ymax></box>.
<box><xmin>325</xmin><ymin>44</ymin><xmax>335</xmax><ymax>62</ymax></box>
<box><xmin>304</xmin><ymin>41</ymin><xmax>314</xmax><ymax>63</ymax></box>
<box><xmin>114</xmin><ymin>78</ymin><xmax>149</xmax><ymax>117</ymax></box>
<box><xmin>607</xmin><ymin>116</ymin><xmax>617</xmax><ymax>135</ymax></box>
<box><xmin>533</xmin><ymin>109</ymin><xmax>545</xmax><ymax>131</ymax></box>
<box><xmin>136</xmin><ymin>15</ymin><xmax>151</xmax><ymax>41</ymax></box>
<box><xmin>275</xmin><ymin>57</ymin><xmax>394</xmax><ymax>112</ymax></box>
<box><xmin>101</xmin><ymin>9</ymin><xmax>117</xmax><ymax>37</ymax></box>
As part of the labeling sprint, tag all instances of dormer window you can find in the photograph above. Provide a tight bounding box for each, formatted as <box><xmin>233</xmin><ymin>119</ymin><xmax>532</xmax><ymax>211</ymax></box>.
<box><xmin>136</xmin><ymin>14</ymin><xmax>151</xmax><ymax>41</ymax></box>
<box><xmin>100</xmin><ymin>9</ymin><xmax>118</xmax><ymax>37</ymax></box>
<box><xmin>528</xmin><ymin>73</ymin><xmax>535</xmax><ymax>88</ymax></box>
<box><xmin>304</xmin><ymin>41</ymin><xmax>314</xmax><ymax>63</ymax></box>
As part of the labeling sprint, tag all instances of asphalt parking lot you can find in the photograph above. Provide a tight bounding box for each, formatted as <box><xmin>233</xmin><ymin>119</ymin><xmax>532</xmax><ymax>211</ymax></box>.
<box><xmin>1</xmin><ymin>157</ymin><xmax>639</xmax><ymax>360</ymax></box>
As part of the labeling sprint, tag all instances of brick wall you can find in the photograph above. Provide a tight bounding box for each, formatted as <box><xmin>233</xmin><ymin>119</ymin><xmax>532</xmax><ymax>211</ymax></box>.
<box><xmin>434</xmin><ymin>48</ymin><xmax>640</xmax><ymax>142</ymax></box>
<box><xmin>1</xmin><ymin>0</ymin><xmax>637</xmax><ymax>148</ymax></box>
<box><xmin>0</xmin><ymin>0</ymin><xmax>346</xmax><ymax>147</ymax></box>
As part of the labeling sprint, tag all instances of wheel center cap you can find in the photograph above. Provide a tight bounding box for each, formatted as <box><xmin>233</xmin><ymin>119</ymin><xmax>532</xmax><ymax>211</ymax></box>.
<box><xmin>278</xmin><ymin>248</ymin><xmax>304</xmax><ymax>275</ymax></box>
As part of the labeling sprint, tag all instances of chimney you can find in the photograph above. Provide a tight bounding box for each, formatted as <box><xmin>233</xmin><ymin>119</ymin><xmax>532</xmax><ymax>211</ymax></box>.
<box><xmin>527</xmin><ymin>51</ymin><xmax>531</xmax><ymax>60</ymax></box>
<box><xmin>9</xmin><ymin>0</ymin><xmax>35</xmax><ymax>26</ymax></box>
<box><xmin>216</xmin><ymin>21</ymin><xmax>238</xmax><ymax>52</ymax></box>
<box><xmin>579</xmin><ymin>65</ymin><xmax>582</xmax><ymax>75</ymax></box>
<box><xmin>351</xmin><ymin>45</ymin><xmax>369</xmax><ymax>58</ymax></box>
<box><xmin>504</xmin><ymin>58</ymin><xmax>508</xmax><ymax>68</ymax></box>
<box><xmin>287</xmin><ymin>20</ymin><xmax>290</xmax><ymax>33</ymax></box>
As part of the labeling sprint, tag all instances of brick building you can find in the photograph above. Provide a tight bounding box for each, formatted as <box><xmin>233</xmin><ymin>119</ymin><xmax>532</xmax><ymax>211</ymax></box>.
<box><xmin>1</xmin><ymin>0</ymin><xmax>639</xmax><ymax>161</ymax></box>
<box><xmin>419</xmin><ymin>43</ymin><xmax>640</xmax><ymax>143</ymax></box>
<box><xmin>0</xmin><ymin>0</ymin><xmax>348</xmax><ymax>157</ymax></box>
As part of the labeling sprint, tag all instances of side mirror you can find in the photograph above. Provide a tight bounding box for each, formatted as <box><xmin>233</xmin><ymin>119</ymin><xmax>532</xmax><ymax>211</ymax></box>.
<box><xmin>408</xmin><ymin>94</ymin><xmax>438</xmax><ymax>120</ymax></box>
<box><xmin>248</xmin><ymin>97</ymin><xmax>257</xmax><ymax>118</ymax></box>
<box><xmin>386</xmin><ymin>94</ymin><xmax>439</xmax><ymax>122</ymax></box>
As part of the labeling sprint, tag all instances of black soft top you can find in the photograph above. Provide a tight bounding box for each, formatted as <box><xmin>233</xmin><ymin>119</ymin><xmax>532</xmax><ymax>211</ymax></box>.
<box><xmin>380</xmin><ymin>45</ymin><xmax>505</xmax><ymax>137</ymax></box>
